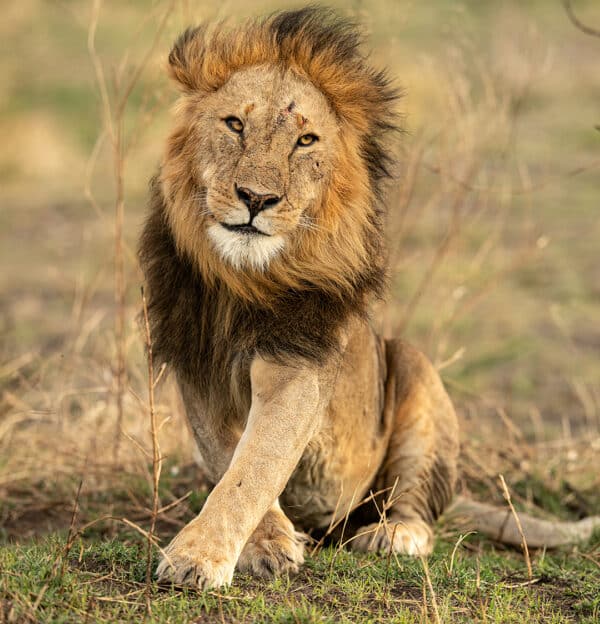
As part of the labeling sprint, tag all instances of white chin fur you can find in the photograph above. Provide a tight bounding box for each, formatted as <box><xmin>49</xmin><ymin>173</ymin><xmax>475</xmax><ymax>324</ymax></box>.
<box><xmin>207</xmin><ymin>224</ymin><xmax>285</xmax><ymax>271</ymax></box>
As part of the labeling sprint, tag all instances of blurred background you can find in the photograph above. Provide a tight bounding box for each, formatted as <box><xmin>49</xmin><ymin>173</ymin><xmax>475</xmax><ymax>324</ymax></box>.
<box><xmin>1</xmin><ymin>0</ymin><xmax>599</xmax><ymax>537</ymax></box>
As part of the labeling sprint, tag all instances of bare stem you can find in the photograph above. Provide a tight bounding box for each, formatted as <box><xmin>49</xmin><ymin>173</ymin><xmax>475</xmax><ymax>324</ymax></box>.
<box><xmin>112</xmin><ymin>115</ymin><xmax>126</xmax><ymax>463</ymax></box>
<box><xmin>499</xmin><ymin>474</ymin><xmax>533</xmax><ymax>580</ymax></box>
<box><xmin>142</xmin><ymin>287</ymin><xmax>162</xmax><ymax>615</ymax></box>
<box><xmin>563</xmin><ymin>0</ymin><xmax>600</xmax><ymax>39</ymax></box>
<box><xmin>420</xmin><ymin>555</ymin><xmax>441</xmax><ymax>624</ymax></box>
<box><xmin>87</xmin><ymin>0</ymin><xmax>175</xmax><ymax>463</ymax></box>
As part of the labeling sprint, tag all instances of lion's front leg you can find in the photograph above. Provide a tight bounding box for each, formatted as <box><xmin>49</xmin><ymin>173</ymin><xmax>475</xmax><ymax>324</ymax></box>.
<box><xmin>157</xmin><ymin>357</ymin><xmax>325</xmax><ymax>589</ymax></box>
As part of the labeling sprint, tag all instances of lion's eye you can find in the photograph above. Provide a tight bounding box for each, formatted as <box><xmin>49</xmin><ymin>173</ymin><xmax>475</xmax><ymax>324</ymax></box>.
<box><xmin>297</xmin><ymin>134</ymin><xmax>318</xmax><ymax>147</ymax></box>
<box><xmin>225</xmin><ymin>116</ymin><xmax>244</xmax><ymax>133</ymax></box>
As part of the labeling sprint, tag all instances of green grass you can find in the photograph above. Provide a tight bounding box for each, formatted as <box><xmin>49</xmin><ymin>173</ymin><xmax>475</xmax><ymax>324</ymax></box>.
<box><xmin>2</xmin><ymin>1</ymin><xmax>600</xmax><ymax>623</ymax></box>
<box><xmin>2</xmin><ymin>532</ymin><xmax>599</xmax><ymax>623</ymax></box>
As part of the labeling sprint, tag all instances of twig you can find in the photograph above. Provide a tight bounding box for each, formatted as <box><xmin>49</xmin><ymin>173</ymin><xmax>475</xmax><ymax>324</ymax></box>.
<box><xmin>87</xmin><ymin>1</ymin><xmax>114</xmax><ymax>140</ymax></box>
<box><xmin>153</xmin><ymin>362</ymin><xmax>168</xmax><ymax>389</ymax></box>
<box><xmin>142</xmin><ymin>286</ymin><xmax>162</xmax><ymax>616</ymax></box>
<box><xmin>420</xmin><ymin>555</ymin><xmax>441</xmax><ymax>624</ymax></box>
<box><xmin>309</xmin><ymin>484</ymin><xmax>396</xmax><ymax>554</ymax></box>
<box><xmin>503</xmin><ymin>578</ymin><xmax>542</xmax><ymax>588</ymax></box>
<box><xmin>216</xmin><ymin>588</ymin><xmax>226</xmax><ymax>624</ymax></box>
<box><xmin>87</xmin><ymin>0</ymin><xmax>126</xmax><ymax>463</ymax></box>
<box><xmin>0</xmin><ymin>351</ymin><xmax>37</xmax><ymax>380</ymax></box>
<box><xmin>384</xmin><ymin>523</ymin><xmax>399</xmax><ymax>590</ymax></box>
<box><xmin>116</xmin><ymin>1</ymin><xmax>175</xmax><ymax>117</ymax></box>
<box><xmin>154</xmin><ymin>491</ymin><xmax>192</xmax><ymax>516</ymax></box>
<box><xmin>447</xmin><ymin>531</ymin><xmax>476</xmax><ymax>577</ymax></box>
<box><xmin>87</xmin><ymin>0</ymin><xmax>174</xmax><ymax>465</ymax></box>
<box><xmin>563</xmin><ymin>0</ymin><xmax>600</xmax><ymax>39</ymax></box>
<box><xmin>498</xmin><ymin>474</ymin><xmax>533</xmax><ymax>580</ymax></box>
<box><xmin>424</xmin><ymin>157</ymin><xmax>600</xmax><ymax>196</ymax></box>
<box><xmin>61</xmin><ymin>480</ymin><xmax>84</xmax><ymax>575</ymax></box>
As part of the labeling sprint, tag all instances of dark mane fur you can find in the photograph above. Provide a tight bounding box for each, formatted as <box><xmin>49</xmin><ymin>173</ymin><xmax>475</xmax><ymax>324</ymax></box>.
<box><xmin>140</xmin><ymin>8</ymin><xmax>396</xmax><ymax>388</ymax></box>
<box><xmin>139</xmin><ymin>178</ymin><xmax>385</xmax><ymax>386</ymax></box>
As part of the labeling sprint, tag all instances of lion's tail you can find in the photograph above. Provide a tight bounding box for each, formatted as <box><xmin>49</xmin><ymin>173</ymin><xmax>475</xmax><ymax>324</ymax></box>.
<box><xmin>445</xmin><ymin>496</ymin><xmax>600</xmax><ymax>548</ymax></box>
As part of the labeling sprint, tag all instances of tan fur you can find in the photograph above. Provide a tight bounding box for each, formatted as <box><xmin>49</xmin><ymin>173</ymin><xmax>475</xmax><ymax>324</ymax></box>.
<box><xmin>237</xmin><ymin>501</ymin><xmax>307</xmax><ymax>578</ymax></box>
<box><xmin>159</xmin><ymin>12</ymin><xmax>391</xmax><ymax>307</ymax></box>
<box><xmin>156</xmin><ymin>320</ymin><xmax>459</xmax><ymax>587</ymax></box>
<box><xmin>161</xmin><ymin>65</ymin><xmax>378</xmax><ymax>306</ymax></box>
<box><xmin>142</xmin><ymin>10</ymin><xmax>459</xmax><ymax>589</ymax></box>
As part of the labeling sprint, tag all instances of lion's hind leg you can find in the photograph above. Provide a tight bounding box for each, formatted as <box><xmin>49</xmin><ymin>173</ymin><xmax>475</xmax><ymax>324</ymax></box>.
<box><xmin>351</xmin><ymin>340</ymin><xmax>459</xmax><ymax>557</ymax></box>
<box><xmin>236</xmin><ymin>501</ymin><xmax>307</xmax><ymax>578</ymax></box>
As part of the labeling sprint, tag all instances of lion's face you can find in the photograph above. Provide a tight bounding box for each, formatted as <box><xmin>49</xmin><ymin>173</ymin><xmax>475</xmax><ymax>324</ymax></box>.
<box><xmin>194</xmin><ymin>66</ymin><xmax>339</xmax><ymax>270</ymax></box>
<box><xmin>159</xmin><ymin>11</ymin><xmax>396</xmax><ymax>303</ymax></box>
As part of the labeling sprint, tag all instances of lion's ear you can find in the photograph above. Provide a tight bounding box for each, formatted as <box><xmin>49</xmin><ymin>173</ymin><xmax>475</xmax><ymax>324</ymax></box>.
<box><xmin>167</xmin><ymin>26</ymin><xmax>206</xmax><ymax>92</ymax></box>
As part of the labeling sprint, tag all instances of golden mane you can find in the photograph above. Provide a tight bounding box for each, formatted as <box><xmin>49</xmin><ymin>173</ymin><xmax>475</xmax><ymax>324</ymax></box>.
<box><xmin>159</xmin><ymin>8</ymin><xmax>399</xmax><ymax>307</ymax></box>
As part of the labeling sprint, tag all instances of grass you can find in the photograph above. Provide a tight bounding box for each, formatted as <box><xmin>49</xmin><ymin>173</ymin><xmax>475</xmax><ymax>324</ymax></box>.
<box><xmin>2</xmin><ymin>531</ymin><xmax>599</xmax><ymax>623</ymax></box>
<box><xmin>1</xmin><ymin>0</ymin><xmax>600</xmax><ymax>622</ymax></box>
<box><xmin>1</xmin><ymin>456</ymin><xmax>599</xmax><ymax>622</ymax></box>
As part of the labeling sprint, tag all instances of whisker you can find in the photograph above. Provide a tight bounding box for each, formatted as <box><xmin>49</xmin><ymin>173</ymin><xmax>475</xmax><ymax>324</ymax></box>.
<box><xmin>298</xmin><ymin>215</ymin><xmax>325</xmax><ymax>233</ymax></box>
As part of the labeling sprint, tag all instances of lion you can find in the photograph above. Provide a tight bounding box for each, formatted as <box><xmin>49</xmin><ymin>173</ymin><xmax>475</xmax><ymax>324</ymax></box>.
<box><xmin>139</xmin><ymin>8</ymin><xmax>600</xmax><ymax>589</ymax></box>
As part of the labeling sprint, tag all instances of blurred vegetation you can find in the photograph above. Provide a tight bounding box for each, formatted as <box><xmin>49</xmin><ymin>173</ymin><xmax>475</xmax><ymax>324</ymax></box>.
<box><xmin>2</xmin><ymin>2</ymin><xmax>599</xmax><ymax>434</ymax></box>
<box><xmin>1</xmin><ymin>1</ymin><xmax>599</xmax><ymax>621</ymax></box>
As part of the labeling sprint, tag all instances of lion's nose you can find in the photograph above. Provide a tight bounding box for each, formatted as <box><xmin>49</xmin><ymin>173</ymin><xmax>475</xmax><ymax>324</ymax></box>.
<box><xmin>236</xmin><ymin>185</ymin><xmax>281</xmax><ymax>220</ymax></box>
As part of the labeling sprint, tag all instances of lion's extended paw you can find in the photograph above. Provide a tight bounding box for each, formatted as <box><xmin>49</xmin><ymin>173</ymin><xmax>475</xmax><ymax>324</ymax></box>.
<box><xmin>350</xmin><ymin>519</ymin><xmax>433</xmax><ymax>556</ymax></box>
<box><xmin>236</xmin><ymin>511</ymin><xmax>307</xmax><ymax>578</ymax></box>
<box><xmin>156</xmin><ymin>533</ymin><xmax>235</xmax><ymax>589</ymax></box>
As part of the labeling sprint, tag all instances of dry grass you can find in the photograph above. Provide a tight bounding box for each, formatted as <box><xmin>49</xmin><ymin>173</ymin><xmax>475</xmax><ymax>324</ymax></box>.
<box><xmin>498</xmin><ymin>474</ymin><xmax>533</xmax><ymax>581</ymax></box>
<box><xmin>86</xmin><ymin>0</ymin><xmax>175</xmax><ymax>463</ymax></box>
<box><xmin>1</xmin><ymin>1</ymin><xmax>600</xmax><ymax>621</ymax></box>
<box><xmin>2</xmin><ymin>0</ymin><xmax>599</xmax><ymax>549</ymax></box>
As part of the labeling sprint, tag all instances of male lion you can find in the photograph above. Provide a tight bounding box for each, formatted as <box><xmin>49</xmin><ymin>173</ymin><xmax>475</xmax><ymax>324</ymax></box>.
<box><xmin>139</xmin><ymin>8</ymin><xmax>599</xmax><ymax>589</ymax></box>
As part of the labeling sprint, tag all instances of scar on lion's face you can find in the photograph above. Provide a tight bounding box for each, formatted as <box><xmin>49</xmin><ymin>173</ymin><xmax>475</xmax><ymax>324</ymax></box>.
<box><xmin>190</xmin><ymin>66</ymin><xmax>340</xmax><ymax>271</ymax></box>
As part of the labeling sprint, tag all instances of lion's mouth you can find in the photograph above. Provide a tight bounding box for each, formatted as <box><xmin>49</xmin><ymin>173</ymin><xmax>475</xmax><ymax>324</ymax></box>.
<box><xmin>221</xmin><ymin>223</ymin><xmax>268</xmax><ymax>236</ymax></box>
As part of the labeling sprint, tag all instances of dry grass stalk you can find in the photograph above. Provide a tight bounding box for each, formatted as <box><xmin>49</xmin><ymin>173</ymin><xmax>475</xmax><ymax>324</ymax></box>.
<box><xmin>87</xmin><ymin>0</ymin><xmax>125</xmax><ymax>462</ymax></box>
<box><xmin>420</xmin><ymin>555</ymin><xmax>441</xmax><ymax>624</ymax></box>
<box><xmin>86</xmin><ymin>0</ymin><xmax>174</xmax><ymax>463</ymax></box>
<box><xmin>310</xmin><ymin>483</ymin><xmax>397</xmax><ymax>555</ymax></box>
<box><xmin>498</xmin><ymin>474</ymin><xmax>533</xmax><ymax>580</ymax></box>
<box><xmin>216</xmin><ymin>588</ymin><xmax>226</xmax><ymax>624</ymax></box>
<box><xmin>563</xmin><ymin>0</ymin><xmax>600</xmax><ymax>39</ymax></box>
<box><xmin>446</xmin><ymin>531</ymin><xmax>475</xmax><ymax>577</ymax></box>
<box><xmin>384</xmin><ymin>523</ymin><xmax>399</xmax><ymax>590</ymax></box>
<box><xmin>141</xmin><ymin>287</ymin><xmax>163</xmax><ymax>615</ymax></box>
<box><xmin>327</xmin><ymin>483</ymin><xmax>408</xmax><ymax>576</ymax></box>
